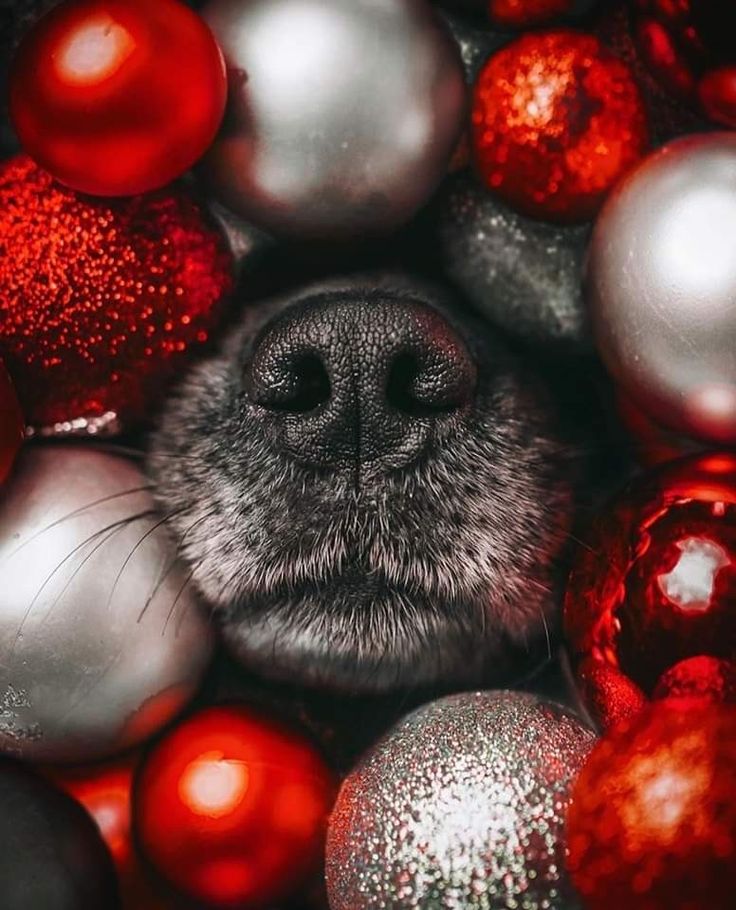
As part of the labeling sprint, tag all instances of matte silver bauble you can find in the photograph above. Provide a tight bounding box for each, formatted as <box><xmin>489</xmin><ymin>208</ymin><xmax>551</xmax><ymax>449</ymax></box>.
<box><xmin>201</xmin><ymin>0</ymin><xmax>466</xmax><ymax>239</ymax></box>
<box><xmin>587</xmin><ymin>133</ymin><xmax>736</xmax><ymax>444</ymax></box>
<box><xmin>0</xmin><ymin>447</ymin><xmax>214</xmax><ymax>762</ymax></box>
<box><xmin>326</xmin><ymin>690</ymin><xmax>595</xmax><ymax>910</ymax></box>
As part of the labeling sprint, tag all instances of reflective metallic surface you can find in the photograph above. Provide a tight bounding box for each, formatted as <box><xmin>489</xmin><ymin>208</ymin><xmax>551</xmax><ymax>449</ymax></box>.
<box><xmin>0</xmin><ymin>447</ymin><xmax>214</xmax><ymax>762</ymax></box>
<box><xmin>587</xmin><ymin>133</ymin><xmax>736</xmax><ymax>444</ymax></box>
<box><xmin>201</xmin><ymin>0</ymin><xmax>466</xmax><ymax>239</ymax></box>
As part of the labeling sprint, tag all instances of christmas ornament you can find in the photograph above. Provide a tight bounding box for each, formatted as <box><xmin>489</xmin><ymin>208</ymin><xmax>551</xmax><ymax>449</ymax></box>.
<box><xmin>488</xmin><ymin>0</ymin><xmax>601</xmax><ymax>30</ymax></box>
<box><xmin>632</xmin><ymin>0</ymin><xmax>736</xmax><ymax>128</ymax></box>
<box><xmin>437</xmin><ymin>172</ymin><xmax>591</xmax><ymax>350</ymax></box>
<box><xmin>0</xmin><ymin>759</ymin><xmax>120</xmax><ymax>910</ymax></box>
<box><xmin>134</xmin><ymin>704</ymin><xmax>335</xmax><ymax>908</ymax></box>
<box><xmin>0</xmin><ymin>360</ymin><xmax>24</xmax><ymax>483</ymax></box>
<box><xmin>653</xmin><ymin>655</ymin><xmax>736</xmax><ymax>705</ymax></box>
<box><xmin>567</xmin><ymin>701</ymin><xmax>736</xmax><ymax>910</ymax></box>
<box><xmin>326</xmin><ymin>691</ymin><xmax>594</xmax><ymax>910</ymax></box>
<box><xmin>0</xmin><ymin>156</ymin><xmax>233</xmax><ymax>435</ymax></box>
<box><xmin>471</xmin><ymin>29</ymin><xmax>648</xmax><ymax>223</ymax></box>
<box><xmin>616</xmin><ymin>391</ymin><xmax>697</xmax><ymax>468</ymax></box>
<box><xmin>587</xmin><ymin>133</ymin><xmax>736</xmax><ymax>445</ymax></box>
<box><xmin>0</xmin><ymin>446</ymin><xmax>214</xmax><ymax>763</ymax></box>
<box><xmin>565</xmin><ymin>452</ymin><xmax>736</xmax><ymax>729</ymax></box>
<box><xmin>200</xmin><ymin>0</ymin><xmax>466</xmax><ymax>239</ymax></box>
<box><xmin>10</xmin><ymin>0</ymin><xmax>227</xmax><ymax>196</ymax></box>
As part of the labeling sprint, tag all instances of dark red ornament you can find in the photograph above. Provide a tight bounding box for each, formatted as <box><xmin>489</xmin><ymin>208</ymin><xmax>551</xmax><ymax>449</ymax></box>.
<box><xmin>9</xmin><ymin>0</ymin><xmax>227</xmax><ymax>196</ymax></box>
<box><xmin>471</xmin><ymin>30</ymin><xmax>649</xmax><ymax>223</ymax></box>
<box><xmin>0</xmin><ymin>360</ymin><xmax>24</xmax><ymax>484</ymax></box>
<box><xmin>632</xmin><ymin>0</ymin><xmax>736</xmax><ymax>127</ymax></box>
<box><xmin>565</xmin><ymin>453</ymin><xmax>736</xmax><ymax>729</ymax></box>
<box><xmin>0</xmin><ymin>156</ymin><xmax>233</xmax><ymax>434</ymax></box>
<box><xmin>487</xmin><ymin>0</ymin><xmax>599</xmax><ymax>30</ymax></box>
<box><xmin>653</xmin><ymin>655</ymin><xmax>736</xmax><ymax>705</ymax></box>
<box><xmin>133</xmin><ymin>704</ymin><xmax>335</xmax><ymax>909</ymax></box>
<box><xmin>567</xmin><ymin>702</ymin><xmax>736</xmax><ymax>910</ymax></box>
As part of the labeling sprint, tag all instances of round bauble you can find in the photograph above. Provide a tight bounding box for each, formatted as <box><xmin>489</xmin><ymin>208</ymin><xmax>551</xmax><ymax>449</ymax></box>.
<box><xmin>0</xmin><ymin>446</ymin><xmax>214</xmax><ymax>762</ymax></box>
<box><xmin>565</xmin><ymin>452</ymin><xmax>736</xmax><ymax>729</ymax></box>
<box><xmin>134</xmin><ymin>704</ymin><xmax>335</xmax><ymax>908</ymax></box>
<box><xmin>0</xmin><ymin>360</ymin><xmax>24</xmax><ymax>483</ymax></box>
<box><xmin>0</xmin><ymin>156</ymin><xmax>233</xmax><ymax>435</ymax></box>
<box><xmin>326</xmin><ymin>691</ymin><xmax>594</xmax><ymax>910</ymax></box>
<box><xmin>10</xmin><ymin>0</ymin><xmax>227</xmax><ymax>196</ymax></box>
<box><xmin>0</xmin><ymin>759</ymin><xmax>120</xmax><ymax>910</ymax></box>
<box><xmin>587</xmin><ymin>133</ymin><xmax>736</xmax><ymax>444</ymax></box>
<box><xmin>653</xmin><ymin>655</ymin><xmax>736</xmax><ymax>705</ymax></box>
<box><xmin>471</xmin><ymin>29</ymin><xmax>649</xmax><ymax>223</ymax></box>
<box><xmin>200</xmin><ymin>0</ymin><xmax>466</xmax><ymax>239</ymax></box>
<box><xmin>567</xmin><ymin>701</ymin><xmax>736</xmax><ymax>910</ymax></box>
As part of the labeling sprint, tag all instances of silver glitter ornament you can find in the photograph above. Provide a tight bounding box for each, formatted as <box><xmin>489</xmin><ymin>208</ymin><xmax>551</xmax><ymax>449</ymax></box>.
<box><xmin>587</xmin><ymin>133</ymin><xmax>736</xmax><ymax>445</ymax></box>
<box><xmin>0</xmin><ymin>447</ymin><xmax>214</xmax><ymax>762</ymax></box>
<box><xmin>326</xmin><ymin>690</ymin><xmax>595</xmax><ymax>910</ymax></box>
<box><xmin>201</xmin><ymin>0</ymin><xmax>466</xmax><ymax>239</ymax></box>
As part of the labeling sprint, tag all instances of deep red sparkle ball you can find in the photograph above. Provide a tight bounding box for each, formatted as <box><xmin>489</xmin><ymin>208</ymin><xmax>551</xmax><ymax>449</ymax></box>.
<box><xmin>471</xmin><ymin>30</ymin><xmax>649</xmax><ymax>223</ymax></box>
<box><xmin>0</xmin><ymin>156</ymin><xmax>233</xmax><ymax>434</ymax></box>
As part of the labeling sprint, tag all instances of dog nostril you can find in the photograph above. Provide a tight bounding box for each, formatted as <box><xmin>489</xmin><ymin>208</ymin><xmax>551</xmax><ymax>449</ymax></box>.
<box><xmin>386</xmin><ymin>350</ymin><xmax>468</xmax><ymax>417</ymax></box>
<box><xmin>250</xmin><ymin>353</ymin><xmax>331</xmax><ymax>413</ymax></box>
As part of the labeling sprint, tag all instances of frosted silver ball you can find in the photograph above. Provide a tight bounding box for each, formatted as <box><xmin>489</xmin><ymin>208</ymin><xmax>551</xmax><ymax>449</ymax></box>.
<box><xmin>587</xmin><ymin>133</ymin><xmax>736</xmax><ymax>444</ymax></box>
<box><xmin>201</xmin><ymin>0</ymin><xmax>466</xmax><ymax>239</ymax></box>
<box><xmin>0</xmin><ymin>447</ymin><xmax>214</xmax><ymax>762</ymax></box>
<box><xmin>326</xmin><ymin>690</ymin><xmax>595</xmax><ymax>910</ymax></box>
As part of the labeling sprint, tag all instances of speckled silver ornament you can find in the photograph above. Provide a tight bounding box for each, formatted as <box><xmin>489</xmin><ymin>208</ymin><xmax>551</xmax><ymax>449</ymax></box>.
<box><xmin>326</xmin><ymin>690</ymin><xmax>595</xmax><ymax>910</ymax></box>
<box><xmin>437</xmin><ymin>174</ymin><xmax>591</xmax><ymax>351</ymax></box>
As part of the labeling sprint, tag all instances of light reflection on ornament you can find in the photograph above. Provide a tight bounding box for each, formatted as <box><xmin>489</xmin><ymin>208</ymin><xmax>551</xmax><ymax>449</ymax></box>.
<box><xmin>57</xmin><ymin>16</ymin><xmax>135</xmax><ymax>85</ymax></box>
<box><xmin>658</xmin><ymin>536</ymin><xmax>730</xmax><ymax>613</ymax></box>
<box><xmin>179</xmin><ymin>752</ymin><xmax>249</xmax><ymax>819</ymax></box>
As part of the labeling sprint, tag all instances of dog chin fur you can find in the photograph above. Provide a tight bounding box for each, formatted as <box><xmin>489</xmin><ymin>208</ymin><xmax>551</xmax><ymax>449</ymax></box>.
<box><xmin>148</xmin><ymin>274</ymin><xmax>582</xmax><ymax>692</ymax></box>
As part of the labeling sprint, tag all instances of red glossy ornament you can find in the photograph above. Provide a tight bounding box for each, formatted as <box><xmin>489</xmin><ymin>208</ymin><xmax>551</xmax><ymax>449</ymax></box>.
<box><xmin>565</xmin><ymin>453</ymin><xmax>736</xmax><ymax>729</ymax></box>
<box><xmin>567</xmin><ymin>702</ymin><xmax>736</xmax><ymax>910</ymax></box>
<box><xmin>10</xmin><ymin>0</ymin><xmax>227</xmax><ymax>196</ymax></box>
<box><xmin>0</xmin><ymin>360</ymin><xmax>24</xmax><ymax>483</ymax></box>
<box><xmin>0</xmin><ymin>156</ymin><xmax>233</xmax><ymax>434</ymax></box>
<box><xmin>133</xmin><ymin>704</ymin><xmax>335</xmax><ymax>908</ymax></box>
<box><xmin>653</xmin><ymin>655</ymin><xmax>736</xmax><ymax>705</ymax></box>
<box><xmin>633</xmin><ymin>0</ymin><xmax>736</xmax><ymax>127</ymax></box>
<box><xmin>471</xmin><ymin>30</ymin><xmax>649</xmax><ymax>223</ymax></box>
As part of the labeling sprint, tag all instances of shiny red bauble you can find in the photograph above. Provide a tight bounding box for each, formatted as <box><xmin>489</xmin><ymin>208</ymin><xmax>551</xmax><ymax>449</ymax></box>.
<box><xmin>133</xmin><ymin>705</ymin><xmax>335</xmax><ymax>908</ymax></box>
<box><xmin>633</xmin><ymin>0</ymin><xmax>736</xmax><ymax>127</ymax></box>
<box><xmin>567</xmin><ymin>702</ymin><xmax>736</xmax><ymax>910</ymax></box>
<box><xmin>566</xmin><ymin>453</ymin><xmax>736</xmax><ymax>729</ymax></box>
<box><xmin>471</xmin><ymin>30</ymin><xmax>648</xmax><ymax>223</ymax></box>
<box><xmin>0</xmin><ymin>360</ymin><xmax>24</xmax><ymax>484</ymax></box>
<box><xmin>10</xmin><ymin>0</ymin><xmax>227</xmax><ymax>196</ymax></box>
<box><xmin>0</xmin><ymin>156</ymin><xmax>233</xmax><ymax>433</ymax></box>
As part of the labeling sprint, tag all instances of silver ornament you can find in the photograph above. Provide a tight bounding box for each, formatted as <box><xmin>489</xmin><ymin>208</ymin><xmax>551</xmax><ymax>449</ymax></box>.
<box><xmin>0</xmin><ymin>447</ymin><xmax>214</xmax><ymax>762</ymax></box>
<box><xmin>587</xmin><ymin>132</ymin><xmax>736</xmax><ymax>444</ymax></box>
<box><xmin>326</xmin><ymin>690</ymin><xmax>595</xmax><ymax>910</ymax></box>
<box><xmin>200</xmin><ymin>0</ymin><xmax>466</xmax><ymax>239</ymax></box>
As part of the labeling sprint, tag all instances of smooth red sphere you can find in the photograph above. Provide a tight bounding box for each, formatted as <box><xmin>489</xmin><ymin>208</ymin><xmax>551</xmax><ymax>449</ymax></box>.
<box><xmin>134</xmin><ymin>705</ymin><xmax>335</xmax><ymax>908</ymax></box>
<box><xmin>565</xmin><ymin>453</ymin><xmax>736</xmax><ymax>729</ymax></box>
<box><xmin>10</xmin><ymin>0</ymin><xmax>227</xmax><ymax>196</ymax></box>
<box><xmin>0</xmin><ymin>360</ymin><xmax>24</xmax><ymax>484</ymax></box>
<box><xmin>471</xmin><ymin>30</ymin><xmax>649</xmax><ymax>223</ymax></box>
<box><xmin>567</xmin><ymin>702</ymin><xmax>736</xmax><ymax>910</ymax></box>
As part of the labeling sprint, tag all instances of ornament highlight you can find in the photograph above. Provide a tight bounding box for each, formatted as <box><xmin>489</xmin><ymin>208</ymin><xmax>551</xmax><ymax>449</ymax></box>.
<box><xmin>201</xmin><ymin>0</ymin><xmax>466</xmax><ymax>239</ymax></box>
<box><xmin>0</xmin><ymin>446</ymin><xmax>214</xmax><ymax>763</ymax></box>
<box><xmin>0</xmin><ymin>360</ymin><xmax>24</xmax><ymax>483</ymax></box>
<box><xmin>471</xmin><ymin>29</ymin><xmax>648</xmax><ymax>223</ymax></box>
<box><xmin>326</xmin><ymin>691</ymin><xmax>594</xmax><ymax>910</ymax></box>
<box><xmin>587</xmin><ymin>133</ymin><xmax>736</xmax><ymax>444</ymax></box>
<box><xmin>10</xmin><ymin>0</ymin><xmax>227</xmax><ymax>196</ymax></box>
<box><xmin>0</xmin><ymin>156</ymin><xmax>233</xmax><ymax>434</ymax></box>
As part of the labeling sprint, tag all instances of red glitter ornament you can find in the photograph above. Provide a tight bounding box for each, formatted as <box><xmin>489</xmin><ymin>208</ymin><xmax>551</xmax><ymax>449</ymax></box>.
<box><xmin>10</xmin><ymin>0</ymin><xmax>227</xmax><ymax>196</ymax></box>
<box><xmin>0</xmin><ymin>156</ymin><xmax>233</xmax><ymax>434</ymax></box>
<box><xmin>133</xmin><ymin>704</ymin><xmax>335</xmax><ymax>909</ymax></box>
<box><xmin>471</xmin><ymin>30</ymin><xmax>649</xmax><ymax>223</ymax></box>
<box><xmin>0</xmin><ymin>360</ymin><xmax>24</xmax><ymax>483</ymax></box>
<box><xmin>653</xmin><ymin>655</ymin><xmax>736</xmax><ymax>705</ymax></box>
<box><xmin>566</xmin><ymin>702</ymin><xmax>736</xmax><ymax>910</ymax></box>
<box><xmin>633</xmin><ymin>0</ymin><xmax>736</xmax><ymax>127</ymax></box>
<box><xmin>565</xmin><ymin>453</ymin><xmax>736</xmax><ymax>729</ymax></box>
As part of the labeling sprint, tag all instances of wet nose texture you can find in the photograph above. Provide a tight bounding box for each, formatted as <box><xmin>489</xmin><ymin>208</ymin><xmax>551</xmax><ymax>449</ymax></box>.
<box><xmin>245</xmin><ymin>292</ymin><xmax>477</xmax><ymax>477</ymax></box>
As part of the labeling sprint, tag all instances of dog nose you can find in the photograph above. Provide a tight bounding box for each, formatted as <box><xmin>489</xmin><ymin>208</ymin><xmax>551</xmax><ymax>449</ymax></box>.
<box><xmin>246</xmin><ymin>293</ymin><xmax>476</xmax><ymax>471</ymax></box>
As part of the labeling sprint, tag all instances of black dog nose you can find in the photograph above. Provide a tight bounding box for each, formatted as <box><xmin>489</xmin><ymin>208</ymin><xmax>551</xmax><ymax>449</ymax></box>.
<box><xmin>246</xmin><ymin>291</ymin><xmax>477</xmax><ymax>472</ymax></box>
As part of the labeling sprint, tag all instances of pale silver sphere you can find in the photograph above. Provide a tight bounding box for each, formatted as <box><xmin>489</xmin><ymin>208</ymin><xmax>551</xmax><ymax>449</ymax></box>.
<box><xmin>588</xmin><ymin>133</ymin><xmax>736</xmax><ymax>444</ymax></box>
<box><xmin>201</xmin><ymin>0</ymin><xmax>466</xmax><ymax>239</ymax></box>
<box><xmin>0</xmin><ymin>447</ymin><xmax>214</xmax><ymax>762</ymax></box>
<box><xmin>326</xmin><ymin>691</ymin><xmax>595</xmax><ymax>910</ymax></box>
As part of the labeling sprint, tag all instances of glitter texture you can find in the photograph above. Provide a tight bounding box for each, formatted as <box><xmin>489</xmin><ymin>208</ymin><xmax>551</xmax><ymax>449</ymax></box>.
<box><xmin>0</xmin><ymin>156</ymin><xmax>233</xmax><ymax>433</ymax></box>
<box><xmin>471</xmin><ymin>30</ymin><xmax>649</xmax><ymax>223</ymax></box>
<box><xmin>326</xmin><ymin>691</ymin><xmax>595</xmax><ymax>910</ymax></box>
